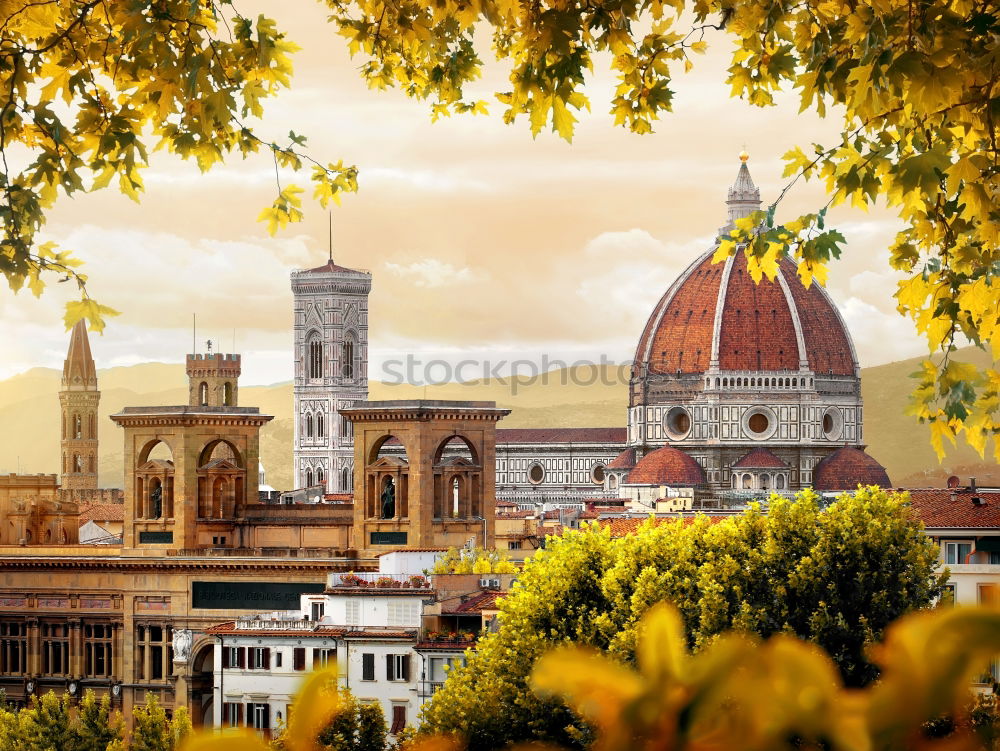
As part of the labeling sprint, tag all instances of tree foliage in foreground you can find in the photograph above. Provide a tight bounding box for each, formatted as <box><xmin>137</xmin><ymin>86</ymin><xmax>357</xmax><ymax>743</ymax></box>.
<box><xmin>417</xmin><ymin>488</ymin><xmax>944</xmax><ymax>749</ymax></box>
<box><xmin>0</xmin><ymin>689</ymin><xmax>126</xmax><ymax>751</ymax></box>
<box><xmin>5</xmin><ymin>0</ymin><xmax>1000</xmax><ymax>458</ymax></box>
<box><xmin>0</xmin><ymin>1</ymin><xmax>356</xmax><ymax>330</ymax></box>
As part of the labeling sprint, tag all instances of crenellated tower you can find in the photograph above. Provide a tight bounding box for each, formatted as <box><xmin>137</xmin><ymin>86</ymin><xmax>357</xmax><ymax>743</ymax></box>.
<box><xmin>59</xmin><ymin>320</ymin><xmax>100</xmax><ymax>490</ymax></box>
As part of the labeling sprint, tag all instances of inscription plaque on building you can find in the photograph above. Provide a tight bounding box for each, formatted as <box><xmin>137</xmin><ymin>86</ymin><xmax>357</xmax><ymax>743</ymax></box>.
<box><xmin>191</xmin><ymin>581</ymin><xmax>324</xmax><ymax>610</ymax></box>
<box><xmin>370</xmin><ymin>531</ymin><xmax>407</xmax><ymax>545</ymax></box>
<box><xmin>138</xmin><ymin>531</ymin><xmax>173</xmax><ymax>544</ymax></box>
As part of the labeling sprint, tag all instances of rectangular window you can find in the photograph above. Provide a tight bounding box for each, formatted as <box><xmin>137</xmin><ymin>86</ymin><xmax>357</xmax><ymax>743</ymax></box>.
<box><xmin>345</xmin><ymin>600</ymin><xmax>360</xmax><ymax>626</ymax></box>
<box><xmin>248</xmin><ymin>703</ymin><xmax>270</xmax><ymax>730</ymax></box>
<box><xmin>275</xmin><ymin>651</ymin><xmax>283</xmax><ymax>668</ymax></box>
<box><xmin>979</xmin><ymin>583</ymin><xmax>999</xmax><ymax>607</ymax></box>
<box><xmin>312</xmin><ymin>648</ymin><xmax>335</xmax><ymax>669</ymax></box>
<box><xmin>0</xmin><ymin>622</ymin><xmax>27</xmax><ymax>676</ymax></box>
<box><xmin>249</xmin><ymin>647</ymin><xmax>270</xmax><ymax>670</ymax></box>
<box><xmin>386</xmin><ymin>653</ymin><xmax>410</xmax><ymax>682</ymax></box>
<box><xmin>390</xmin><ymin>704</ymin><xmax>406</xmax><ymax>734</ymax></box>
<box><xmin>362</xmin><ymin>652</ymin><xmax>375</xmax><ymax>681</ymax></box>
<box><xmin>387</xmin><ymin>600</ymin><xmax>419</xmax><ymax>627</ymax></box>
<box><xmin>310</xmin><ymin>602</ymin><xmax>325</xmax><ymax>621</ymax></box>
<box><xmin>293</xmin><ymin>648</ymin><xmax>306</xmax><ymax>671</ymax></box>
<box><xmin>945</xmin><ymin>542</ymin><xmax>973</xmax><ymax>564</ymax></box>
<box><xmin>223</xmin><ymin>702</ymin><xmax>243</xmax><ymax>727</ymax></box>
<box><xmin>940</xmin><ymin>583</ymin><xmax>957</xmax><ymax>606</ymax></box>
<box><xmin>83</xmin><ymin>622</ymin><xmax>114</xmax><ymax>678</ymax></box>
<box><xmin>508</xmin><ymin>540</ymin><xmax>522</xmax><ymax>550</ymax></box>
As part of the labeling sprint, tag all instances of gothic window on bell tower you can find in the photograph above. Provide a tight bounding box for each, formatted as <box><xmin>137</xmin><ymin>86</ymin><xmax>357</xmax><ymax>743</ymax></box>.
<box><xmin>317</xmin><ymin>412</ymin><xmax>324</xmax><ymax>438</ymax></box>
<box><xmin>305</xmin><ymin>413</ymin><xmax>314</xmax><ymax>439</ymax></box>
<box><xmin>308</xmin><ymin>339</ymin><xmax>324</xmax><ymax>379</ymax></box>
<box><xmin>342</xmin><ymin>338</ymin><xmax>354</xmax><ymax>379</ymax></box>
<box><xmin>74</xmin><ymin>414</ymin><xmax>82</xmax><ymax>439</ymax></box>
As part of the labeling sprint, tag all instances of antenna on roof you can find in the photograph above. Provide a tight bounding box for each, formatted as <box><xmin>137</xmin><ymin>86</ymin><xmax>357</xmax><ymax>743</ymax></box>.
<box><xmin>192</xmin><ymin>314</ymin><xmax>196</xmax><ymax>355</ymax></box>
<box><xmin>328</xmin><ymin>210</ymin><xmax>333</xmax><ymax>262</ymax></box>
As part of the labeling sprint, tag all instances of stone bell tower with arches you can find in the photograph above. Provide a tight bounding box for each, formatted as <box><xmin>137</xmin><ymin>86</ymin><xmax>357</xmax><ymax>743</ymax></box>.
<box><xmin>60</xmin><ymin>320</ymin><xmax>100</xmax><ymax>490</ymax></box>
<box><xmin>291</xmin><ymin>257</ymin><xmax>372</xmax><ymax>494</ymax></box>
<box><xmin>111</xmin><ymin>350</ymin><xmax>272</xmax><ymax>551</ymax></box>
<box><xmin>343</xmin><ymin>400</ymin><xmax>509</xmax><ymax>556</ymax></box>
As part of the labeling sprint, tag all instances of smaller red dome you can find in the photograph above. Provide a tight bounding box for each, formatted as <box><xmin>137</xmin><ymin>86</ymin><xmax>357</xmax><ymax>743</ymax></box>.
<box><xmin>626</xmin><ymin>447</ymin><xmax>706</xmax><ymax>486</ymax></box>
<box><xmin>732</xmin><ymin>448</ymin><xmax>788</xmax><ymax>469</ymax></box>
<box><xmin>607</xmin><ymin>448</ymin><xmax>637</xmax><ymax>470</ymax></box>
<box><xmin>813</xmin><ymin>447</ymin><xmax>890</xmax><ymax>491</ymax></box>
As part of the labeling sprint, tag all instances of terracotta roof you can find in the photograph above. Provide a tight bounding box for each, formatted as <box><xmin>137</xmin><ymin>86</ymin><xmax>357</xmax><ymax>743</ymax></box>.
<box><xmin>626</xmin><ymin>447</ymin><xmax>706</xmax><ymax>486</ymax></box>
<box><xmin>732</xmin><ymin>448</ymin><xmax>789</xmax><ymax>469</ymax></box>
<box><xmin>496</xmin><ymin>428</ymin><xmax>627</xmax><ymax>444</ymax></box>
<box><xmin>304</xmin><ymin>259</ymin><xmax>366</xmax><ymax>275</ymax></box>
<box><xmin>343</xmin><ymin>629</ymin><xmax>417</xmax><ymax>640</ymax></box>
<box><xmin>907</xmin><ymin>489</ymin><xmax>1000</xmax><ymax>529</ymax></box>
<box><xmin>78</xmin><ymin>503</ymin><xmax>125</xmax><ymax>523</ymax></box>
<box><xmin>812</xmin><ymin>447</ymin><xmax>890</xmax><ymax>490</ymax></box>
<box><xmin>607</xmin><ymin>448</ymin><xmax>637</xmax><ymax>470</ymax></box>
<box><xmin>442</xmin><ymin>590</ymin><xmax>506</xmax><ymax>614</ymax></box>
<box><xmin>496</xmin><ymin>510</ymin><xmax>534</xmax><ymax>519</ymax></box>
<box><xmin>599</xmin><ymin>515</ymin><xmax>729</xmax><ymax>537</ymax></box>
<box><xmin>632</xmin><ymin>163</ymin><xmax>856</xmax><ymax>378</ymax></box>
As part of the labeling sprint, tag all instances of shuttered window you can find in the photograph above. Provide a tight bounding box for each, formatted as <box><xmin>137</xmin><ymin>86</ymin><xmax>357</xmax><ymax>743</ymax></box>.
<box><xmin>362</xmin><ymin>652</ymin><xmax>375</xmax><ymax>681</ymax></box>
<box><xmin>293</xmin><ymin>648</ymin><xmax>305</xmax><ymax>671</ymax></box>
<box><xmin>390</xmin><ymin>705</ymin><xmax>406</xmax><ymax>734</ymax></box>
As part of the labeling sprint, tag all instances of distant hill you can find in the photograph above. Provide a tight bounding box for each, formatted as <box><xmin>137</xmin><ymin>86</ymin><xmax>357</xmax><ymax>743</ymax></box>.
<box><xmin>1</xmin><ymin>353</ymin><xmax>995</xmax><ymax>490</ymax></box>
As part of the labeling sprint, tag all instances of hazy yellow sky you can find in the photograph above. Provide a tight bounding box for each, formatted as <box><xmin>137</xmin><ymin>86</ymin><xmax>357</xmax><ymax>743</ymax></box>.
<box><xmin>0</xmin><ymin>2</ymin><xmax>920</xmax><ymax>385</ymax></box>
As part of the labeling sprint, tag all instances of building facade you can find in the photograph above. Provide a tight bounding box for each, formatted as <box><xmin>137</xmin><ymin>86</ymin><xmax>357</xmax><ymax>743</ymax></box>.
<box><xmin>291</xmin><ymin>259</ymin><xmax>372</xmax><ymax>494</ymax></box>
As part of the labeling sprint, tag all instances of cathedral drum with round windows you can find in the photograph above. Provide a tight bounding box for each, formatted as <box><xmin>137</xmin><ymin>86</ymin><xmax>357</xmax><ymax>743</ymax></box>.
<box><xmin>625</xmin><ymin>154</ymin><xmax>890</xmax><ymax>493</ymax></box>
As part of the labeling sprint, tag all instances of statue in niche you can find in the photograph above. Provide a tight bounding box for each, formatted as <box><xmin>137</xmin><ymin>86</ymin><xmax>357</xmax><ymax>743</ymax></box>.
<box><xmin>150</xmin><ymin>485</ymin><xmax>163</xmax><ymax>519</ymax></box>
<box><xmin>380</xmin><ymin>478</ymin><xmax>395</xmax><ymax>519</ymax></box>
<box><xmin>172</xmin><ymin>629</ymin><xmax>193</xmax><ymax>663</ymax></box>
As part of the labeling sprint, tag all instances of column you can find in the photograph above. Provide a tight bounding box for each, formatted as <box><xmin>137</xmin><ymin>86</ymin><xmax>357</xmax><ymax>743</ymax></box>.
<box><xmin>69</xmin><ymin>618</ymin><xmax>83</xmax><ymax>676</ymax></box>
<box><xmin>26</xmin><ymin>618</ymin><xmax>39</xmax><ymax>675</ymax></box>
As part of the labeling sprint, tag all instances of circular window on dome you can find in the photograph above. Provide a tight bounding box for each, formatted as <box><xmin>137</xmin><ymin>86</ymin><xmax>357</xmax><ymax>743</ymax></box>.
<box><xmin>527</xmin><ymin>463</ymin><xmax>545</xmax><ymax>484</ymax></box>
<box><xmin>742</xmin><ymin>407</ymin><xmax>777</xmax><ymax>440</ymax></box>
<box><xmin>591</xmin><ymin>464</ymin><xmax>606</xmax><ymax>484</ymax></box>
<box><xmin>663</xmin><ymin>406</ymin><xmax>692</xmax><ymax>440</ymax></box>
<box><xmin>822</xmin><ymin>407</ymin><xmax>844</xmax><ymax>441</ymax></box>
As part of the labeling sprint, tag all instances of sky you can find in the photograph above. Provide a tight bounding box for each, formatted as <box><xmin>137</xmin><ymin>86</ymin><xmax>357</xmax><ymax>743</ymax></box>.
<box><xmin>0</xmin><ymin>2</ymin><xmax>923</xmax><ymax>386</ymax></box>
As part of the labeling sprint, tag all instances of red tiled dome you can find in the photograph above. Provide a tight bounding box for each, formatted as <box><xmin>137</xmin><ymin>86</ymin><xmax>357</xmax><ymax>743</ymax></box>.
<box><xmin>607</xmin><ymin>447</ymin><xmax>637</xmax><ymax>470</ymax></box>
<box><xmin>633</xmin><ymin>250</ymin><xmax>856</xmax><ymax>377</ymax></box>
<box><xmin>812</xmin><ymin>447</ymin><xmax>890</xmax><ymax>491</ymax></box>
<box><xmin>626</xmin><ymin>446</ymin><xmax>706</xmax><ymax>486</ymax></box>
<box><xmin>732</xmin><ymin>448</ymin><xmax>788</xmax><ymax>469</ymax></box>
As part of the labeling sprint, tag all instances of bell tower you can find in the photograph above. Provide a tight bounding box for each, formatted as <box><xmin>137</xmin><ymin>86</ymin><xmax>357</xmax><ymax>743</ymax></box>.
<box><xmin>291</xmin><ymin>258</ymin><xmax>372</xmax><ymax>494</ymax></box>
<box><xmin>59</xmin><ymin>320</ymin><xmax>100</xmax><ymax>490</ymax></box>
<box><xmin>187</xmin><ymin>350</ymin><xmax>241</xmax><ymax>407</ymax></box>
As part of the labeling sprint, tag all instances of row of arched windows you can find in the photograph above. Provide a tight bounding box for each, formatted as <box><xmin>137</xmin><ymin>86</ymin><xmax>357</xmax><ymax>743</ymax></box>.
<box><xmin>63</xmin><ymin>412</ymin><xmax>97</xmax><ymax>440</ymax></box>
<box><xmin>708</xmin><ymin>375</ymin><xmax>814</xmax><ymax>390</ymax></box>
<box><xmin>731</xmin><ymin>472</ymin><xmax>788</xmax><ymax>490</ymax></box>
<box><xmin>302</xmin><ymin>466</ymin><xmax>353</xmax><ymax>491</ymax></box>
<box><xmin>306</xmin><ymin>336</ymin><xmax>359</xmax><ymax>380</ymax></box>
<box><xmin>304</xmin><ymin>411</ymin><xmax>325</xmax><ymax>439</ymax></box>
<box><xmin>64</xmin><ymin>453</ymin><xmax>95</xmax><ymax>473</ymax></box>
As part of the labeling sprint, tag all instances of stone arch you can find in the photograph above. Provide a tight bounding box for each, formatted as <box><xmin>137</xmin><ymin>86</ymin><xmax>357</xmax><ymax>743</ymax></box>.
<box><xmin>367</xmin><ymin>434</ymin><xmax>408</xmax><ymax>466</ymax></box>
<box><xmin>138</xmin><ymin>438</ymin><xmax>174</xmax><ymax>466</ymax></box>
<box><xmin>306</xmin><ymin>468</ymin><xmax>314</xmax><ymax>487</ymax></box>
<box><xmin>73</xmin><ymin>413</ymin><xmax>82</xmax><ymax>439</ymax></box>
<box><xmin>433</xmin><ymin>434</ymin><xmax>480</xmax><ymax>465</ymax></box>
<box><xmin>198</xmin><ymin>439</ymin><xmax>244</xmax><ymax>469</ymax></box>
<box><xmin>316</xmin><ymin>467</ymin><xmax>325</xmax><ymax>486</ymax></box>
<box><xmin>342</xmin><ymin>466</ymin><xmax>352</xmax><ymax>492</ymax></box>
<box><xmin>305</xmin><ymin>412</ymin><xmax>314</xmax><ymax>438</ymax></box>
<box><xmin>199</xmin><ymin>382</ymin><xmax>209</xmax><ymax>406</ymax></box>
<box><xmin>316</xmin><ymin>412</ymin><xmax>324</xmax><ymax>438</ymax></box>
<box><xmin>190</xmin><ymin>640</ymin><xmax>216</xmax><ymax>726</ymax></box>
<box><xmin>223</xmin><ymin>381</ymin><xmax>234</xmax><ymax>406</ymax></box>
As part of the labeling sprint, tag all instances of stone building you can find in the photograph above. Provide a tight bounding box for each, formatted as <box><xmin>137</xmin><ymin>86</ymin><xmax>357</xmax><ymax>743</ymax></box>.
<box><xmin>59</xmin><ymin>321</ymin><xmax>100</xmax><ymax>491</ymax></box>
<box><xmin>291</xmin><ymin>259</ymin><xmax>372</xmax><ymax>494</ymax></box>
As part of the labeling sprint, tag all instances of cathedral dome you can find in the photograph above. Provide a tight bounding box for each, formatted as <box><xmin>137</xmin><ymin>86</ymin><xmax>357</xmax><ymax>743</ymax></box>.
<box><xmin>812</xmin><ymin>446</ymin><xmax>890</xmax><ymax>491</ymax></box>
<box><xmin>632</xmin><ymin>160</ymin><xmax>857</xmax><ymax>379</ymax></box>
<box><xmin>626</xmin><ymin>446</ymin><xmax>706</xmax><ymax>486</ymax></box>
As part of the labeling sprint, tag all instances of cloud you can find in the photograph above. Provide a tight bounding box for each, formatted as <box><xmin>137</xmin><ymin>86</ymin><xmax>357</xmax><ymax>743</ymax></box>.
<box><xmin>838</xmin><ymin>297</ymin><xmax>925</xmax><ymax>365</ymax></box>
<box><xmin>384</xmin><ymin>259</ymin><xmax>488</xmax><ymax>288</ymax></box>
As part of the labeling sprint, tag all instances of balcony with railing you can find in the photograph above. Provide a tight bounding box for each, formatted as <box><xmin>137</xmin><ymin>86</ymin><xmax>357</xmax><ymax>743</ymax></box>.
<box><xmin>233</xmin><ymin>611</ymin><xmax>318</xmax><ymax>631</ymax></box>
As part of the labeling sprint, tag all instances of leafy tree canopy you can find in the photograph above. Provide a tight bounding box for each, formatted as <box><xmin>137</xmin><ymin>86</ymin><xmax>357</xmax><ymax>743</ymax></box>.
<box><xmin>4</xmin><ymin>0</ymin><xmax>1000</xmax><ymax>457</ymax></box>
<box><xmin>418</xmin><ymin>488</ymin><xmax>945</xmax><ymax>750</ymax></box>
<box><xmin>430</xmin><ymin>546</ymin><xmax>518</xmax><ymax>574</ymax></box>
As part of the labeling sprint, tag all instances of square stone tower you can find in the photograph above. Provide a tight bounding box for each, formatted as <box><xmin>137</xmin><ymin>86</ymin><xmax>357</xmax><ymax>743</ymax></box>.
<box><xmin>290</xmin><ymin>259</ymin><xmax>372</xmax><ymax>494</ymax></box>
